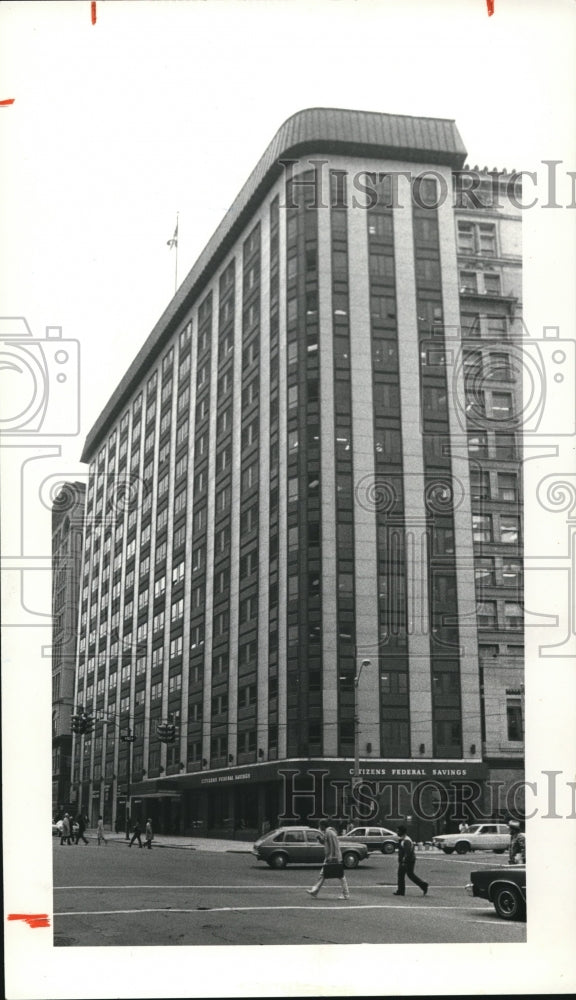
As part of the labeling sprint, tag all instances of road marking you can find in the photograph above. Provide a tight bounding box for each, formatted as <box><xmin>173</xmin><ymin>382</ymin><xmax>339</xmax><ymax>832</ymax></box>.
<box><xmin>54</xmin><ymin>883</ymin><xmax>460</xmax><ymax>891</ymax></box>
<box><xmin>55</xmin><ymin>903</ymin><xmax>478</xmax><ymax>916</ymax></box>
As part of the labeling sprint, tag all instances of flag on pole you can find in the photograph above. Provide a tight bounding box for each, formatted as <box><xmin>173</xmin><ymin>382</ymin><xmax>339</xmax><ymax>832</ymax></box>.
<box><xmin>167</xmin><ymin>219</ymin><xmax>178</xmax><ymax>249</ymax></box>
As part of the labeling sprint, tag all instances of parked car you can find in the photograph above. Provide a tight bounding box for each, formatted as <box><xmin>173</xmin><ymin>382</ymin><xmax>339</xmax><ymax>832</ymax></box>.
<box><xmin>432</xmin><ymin>823</ymin><xmax>510</xmax><ymax>855</ymax></box>
<box><xmin>466</xmin><ymin>866</ymin><xmax>526</xmax><ymax>921</ymax></box>
<box><xmin>344</xmin><ymin>826</ymin><xmax>399</xmax><ymax>854</ymax></box>
<box><xmin>252</xmin><ymin>826</ymin><xmax>369</xmax><ymax>869</ymax></box>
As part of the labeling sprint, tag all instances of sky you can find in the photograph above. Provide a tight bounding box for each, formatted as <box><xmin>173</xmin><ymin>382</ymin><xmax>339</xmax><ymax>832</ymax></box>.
<box><xmin>1</xmin><ymin>1</ymin><xmax>576</xmax><ymax>997</ymax></box>
<box><xmin>1</xmin><ymin>0</ymin><xmax>574</xmax><ymax>471</ymax></box>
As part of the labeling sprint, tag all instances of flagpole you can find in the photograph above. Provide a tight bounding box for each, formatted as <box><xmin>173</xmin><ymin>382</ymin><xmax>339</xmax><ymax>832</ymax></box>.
<box><xmin>174</xmin><ymin>211</ymin><xmax>179</xmax><ymax>294</ymax></box>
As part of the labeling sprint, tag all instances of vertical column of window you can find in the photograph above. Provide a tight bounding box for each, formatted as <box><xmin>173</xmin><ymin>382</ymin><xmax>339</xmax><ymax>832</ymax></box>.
<box><xmin>160</xmin><ymin>344</ymin><xmax>184</xmax><ymax>774</ymax></box>
<box><xmin>236</xmin><ymin>224</ymin><xmax>261</xmax><ymax>765</ymax></box>
<box><xmin>208</xmin><ymin>262</ymin><xmax>235</xmax><ymax>764</ymax></box>
<box><xmin>367</xmin><ymin>176</ymin><xmax>410</xmax><ymax>758</ymax></box>
<box><xmin>137</xmin><ymin>370</ymin><xmax>158</xmax><ymax>774</ymax></box>
<box><xmin>94</xmin><ymin>442</ymin><xmax>117</xmax><ymax>793</ymax></box>
<box><xmin>83</xmin><ymin>448</ymin><xmax>106</xmax><ymax>793</ymax></box>
<box><xmin>463</xmin><ymin>312</ymin><xmax>523</xmax><ymax>687</ymax></box>
<box><xmin>98</xmin><ymin>431</ymin><xmax>118</xmax><ymax>749</ymax></box>
<box><xmin>113</xmin><ymin>395</ymin><xmax>139</xmax><ymax>789</ymax></box>
<box><xmin>414</xmin><ymin>180</ymin><xmax>462</xmax><ymax>758</ymax></box>
<box><xmin>173</xmin><ymin>322</ymin><xmax>197</xmax><ymax>768</ymax></box>
<box><xmin>330</xmin><ymin>173</ymin><xmax>354</xmax><ymax>758</ymax></box>
<box><xmin>148</xmin><ymin>364</ymin><xmax>174</xmax><ymax>777</ymax></box>
<box><xmin>123</xmin><ymin>397</ymin><xmax>142</xmax><ymax>782</ymax></box>
<box><xmin>285</xmin><ymin>171</ymin><xmax>320</xmax><ymax>757</ymax></box>
<box><xmin>192</xmin><ymin>296</ymin><xmax>212</xmax><ymax>763</ymax></box>
<box><xmin>268</xmin><ymin>197</ymin><xmax>280</xmax><ymax>759</ymax></box>
<box><xmin>98</xmin><ymin>426</ymin><xmax>122</xmax><ymax>790</ymax></box>
<box><xmin>109</xmin><ymin>408</ymin><xmax>132</xmax><ymax>813</ymax></box>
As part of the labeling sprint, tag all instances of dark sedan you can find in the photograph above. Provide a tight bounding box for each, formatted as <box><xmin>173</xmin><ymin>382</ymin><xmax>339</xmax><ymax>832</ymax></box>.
<box><xmin>466</xmin><ymin>866</ymin><xmax>526</xmax><ymax>921</ymax></box>
<box><xmin>252</xmin><ymin>826</ymin><xmax>369</xmax><ymax>869</ymax></box>
<box><xmin>344</xmin><ymin>826</ymin><xmax>399</xmax><ymax>854</ymax></box>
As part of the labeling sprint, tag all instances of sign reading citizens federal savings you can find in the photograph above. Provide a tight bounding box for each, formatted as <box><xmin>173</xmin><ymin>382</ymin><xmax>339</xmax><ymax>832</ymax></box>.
<box><xmin>198</xmin><ymin>759</ymin><xmax>488</xmax><ymax>786</ymax></box>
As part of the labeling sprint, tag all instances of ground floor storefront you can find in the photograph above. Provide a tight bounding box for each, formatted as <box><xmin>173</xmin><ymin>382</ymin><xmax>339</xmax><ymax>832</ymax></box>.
<box><xmin>86</xmin><ymin>757</ymin><xmax>525</xmax><ymax>840</ymax></box>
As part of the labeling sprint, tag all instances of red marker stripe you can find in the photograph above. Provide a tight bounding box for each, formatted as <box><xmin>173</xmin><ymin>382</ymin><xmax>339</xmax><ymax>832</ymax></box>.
<box><xmin>8</xmin><ymin>913</ymin><xmax>50</xmax><ymax>929</ymax></box>
<box><xmin>0</xmin><ymin>99</ymin><xmax>15</xmax><ymax>106</ymax></box>
<box><xmin>487</xmin><ymin>0</ymin><xmax>494</xmax><ymax>14</ymax></box>
<box><xmin>91</xmin><ymin>1</ymin><xmax>97</xmax><ymax>24</ymax></box>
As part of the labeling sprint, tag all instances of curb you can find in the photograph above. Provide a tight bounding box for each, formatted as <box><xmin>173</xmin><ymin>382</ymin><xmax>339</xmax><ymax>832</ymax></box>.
<box><xmin>102</xmin><ymin>838</ymin><xmax>253</xmax><ymax>854</ymax></box>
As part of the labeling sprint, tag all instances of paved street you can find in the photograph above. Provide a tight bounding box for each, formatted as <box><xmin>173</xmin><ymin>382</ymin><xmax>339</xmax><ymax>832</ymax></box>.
<box><xmin>53</xmin><ymin>839</ymin><xmax>526</xmax><ymax>947</ymax></box>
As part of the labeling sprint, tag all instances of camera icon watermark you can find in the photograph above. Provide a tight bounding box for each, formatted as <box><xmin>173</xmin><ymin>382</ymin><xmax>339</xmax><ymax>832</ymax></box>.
<box><xmin>420</xmin><ymin>324</ymin><xmax>575</xmax><ymax>437</ymax></box>
<box><xmin>0</xmin><ymin>316</ymin><xmax>80</xmax><ymax>435</ymax></box>
<box><xmin>39</xmin><ymin>469</ymin><xmax>147</xmax><ymax>527</ymax></box>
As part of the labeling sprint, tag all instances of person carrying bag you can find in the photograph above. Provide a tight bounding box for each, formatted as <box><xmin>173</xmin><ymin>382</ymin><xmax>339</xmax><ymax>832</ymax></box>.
<box><xmin>307</xmin><ymin>820</ymin><xmax>350</xmax><ymax>900</ymax></box>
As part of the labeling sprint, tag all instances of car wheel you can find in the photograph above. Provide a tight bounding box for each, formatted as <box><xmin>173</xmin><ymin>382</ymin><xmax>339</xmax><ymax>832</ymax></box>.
<box><xmin>493</xmin><ymin>849</ymin><xmax>506</xmax><ymax>854</ymax></box>
<box><xmin>382</xmin><ymin>842</ymin><xmax>396</xmax><ymax>855</ymax></box>
<box><xmin>443</xmin><ymin>847</ymin><xmax>455</xmax><ymax>854</ymax></box>
<box><xmin>343</xmin><ymin>851</ymin><xmax>359</xmax><ymax>869</ymax></box>
<box><xmin>455</xmin><ymin>841</ymin><xmax>470</xmax><ymax>855</ymax></box>
<box><xmin>493</xmin><ymin>885</ymin><xmax>525</xmax><ymax>921</ymax></box>
<box><xmin>267</xmin><ymin>853</ymin><xmax>288</xmax><ymax>870</ymax></box>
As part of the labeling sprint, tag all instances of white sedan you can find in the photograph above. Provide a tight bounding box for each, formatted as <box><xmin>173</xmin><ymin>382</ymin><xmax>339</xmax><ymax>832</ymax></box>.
<box><xmin>432</xmin><ymin>823</ymin><xmax>510</xmax><ymax>855</ymax></box>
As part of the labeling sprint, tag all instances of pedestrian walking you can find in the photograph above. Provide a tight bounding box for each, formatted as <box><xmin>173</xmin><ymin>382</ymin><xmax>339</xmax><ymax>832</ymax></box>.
<box><xmin>129</xmin><ymin>819</ymin><xmax>143</xmax><ymax>848</ymax></box>
<box><xmin>307</xmin><ymin>819</ymin><xmax>350</xmax><ymax>900</ymax></box>
<box><xmin>60</xmin><ymin>813</ymin><xmax>72</xmax><ymax>846</ymax></box>
<box><xmin>74</xmin><ymin>812</ymin><xmax>89</xmax><ymax>845</ymax></box>
<box><xmin>394</xmin><ymin>825</ymin><xmax>429</xmax><ymax>897</ymax></box>
<box><xmin>96</xmin><ymin>816</ymin><xmax>107</xmax><ymax>846</ymax></box>
<box><xmin>508</xmin><ymin>820</ymin><xmax>526</xmax><ymax>865</ymax></box>
<box><xmin>144</xmin><ymin>818</ymin><xmax>153</xmax><ymax>850</ymax></box>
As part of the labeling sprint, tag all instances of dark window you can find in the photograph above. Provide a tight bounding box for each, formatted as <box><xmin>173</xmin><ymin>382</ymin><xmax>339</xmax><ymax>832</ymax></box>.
<box><xmin>477</xmin><ymin>601</ymin><xmax>497</xmax><ymax>629</ymax></box>
<box><xmin>506</xmin><ymin>700</ymin><xmax>523</xmax><ymax>740</ymax></box>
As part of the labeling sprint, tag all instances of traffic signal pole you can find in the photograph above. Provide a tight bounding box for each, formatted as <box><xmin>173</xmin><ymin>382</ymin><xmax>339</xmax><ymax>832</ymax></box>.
<box><xmin>353</xmin><ymin>660</ymin><xmax>371</xmax><ymax>823</ymax></box>
<box><xmin>120</xmin><ymin>728</ymin><xmax>135</xmax><ymax>839</ymax></box>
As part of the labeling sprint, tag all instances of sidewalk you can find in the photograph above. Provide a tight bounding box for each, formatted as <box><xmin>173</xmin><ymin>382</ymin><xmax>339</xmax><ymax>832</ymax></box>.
<box><xmin>102</xmin><ymin>833</ymin><xmax>253</xmax><ymax>853</ymax></box>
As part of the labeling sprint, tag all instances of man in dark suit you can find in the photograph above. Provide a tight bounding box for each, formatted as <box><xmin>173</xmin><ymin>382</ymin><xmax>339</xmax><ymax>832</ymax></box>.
<box><xmin>394</xmin><ymin>825</ymin><xmax>429</xmax><ymax>897</ymax></box>
<box><xmin>74</xmin><ymin>812</ymin><xmax>89</xmax><ymax>845</ymax></box>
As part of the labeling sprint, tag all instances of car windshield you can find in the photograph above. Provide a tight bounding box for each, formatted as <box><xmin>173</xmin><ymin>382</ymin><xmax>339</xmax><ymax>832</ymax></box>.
<box><xmin>467</xmin><ymin>825</ymin><xmax>482</xmax><ymax>834</ymax></box>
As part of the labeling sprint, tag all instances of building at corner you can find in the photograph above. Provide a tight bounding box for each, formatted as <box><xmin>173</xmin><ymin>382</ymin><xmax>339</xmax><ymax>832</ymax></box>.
<box><xmin>70</xmin><ymin>109</ymin><xmax>524</xmax><ymax>839</ymax></box>
<box><xmin>52</xmin><ymin>481</ymin><xmax>86</xmax><ymax>817</ymax></box>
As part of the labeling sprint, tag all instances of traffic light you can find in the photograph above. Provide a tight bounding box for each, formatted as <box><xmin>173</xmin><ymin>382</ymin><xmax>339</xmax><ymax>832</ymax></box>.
<box><xmin>72</xmin><ymin>712</ymin><xmax>94</xmax><ymax>735</ymax></box>
<box><xmin>157</xmin><ymin>722</ymin><xmax>176</xmax><ymax>743</ymax></box>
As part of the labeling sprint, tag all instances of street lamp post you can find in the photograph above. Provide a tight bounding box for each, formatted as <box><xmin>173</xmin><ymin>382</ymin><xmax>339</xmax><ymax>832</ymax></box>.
<box><xmin>353</xmin><ymin>659</ymin><xmax>371</xmax><ymax>823</ymax></box>
<box><xmin>121</xmin><ymin>728</ymin><xmax>135</xmax><ymax>840</ymax></box>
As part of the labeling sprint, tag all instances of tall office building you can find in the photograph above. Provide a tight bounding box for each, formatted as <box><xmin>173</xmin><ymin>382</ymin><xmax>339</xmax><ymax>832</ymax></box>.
<box><xmin>71</xmin><ymin>109</ymin><xmax>523</xmax><ymax>838</ymax></box>
<box><xmin>52</xmin><ymin>481</ymin><xmax>86</xmax><ymax>817</ymax></box>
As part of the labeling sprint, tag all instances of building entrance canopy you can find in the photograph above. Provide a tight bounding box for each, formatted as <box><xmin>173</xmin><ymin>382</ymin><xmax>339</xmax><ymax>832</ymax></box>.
<box><xmin>129</xmin><ymin>758</ymin><xmax>488</xmax><ymax>793</ymax></box>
